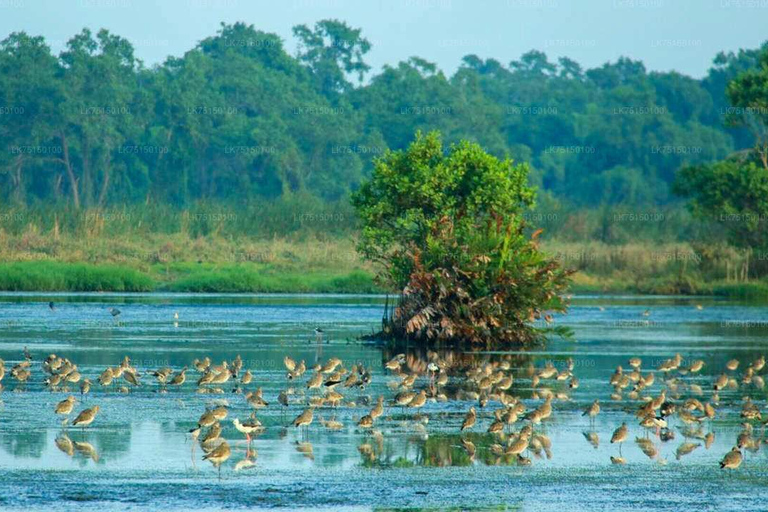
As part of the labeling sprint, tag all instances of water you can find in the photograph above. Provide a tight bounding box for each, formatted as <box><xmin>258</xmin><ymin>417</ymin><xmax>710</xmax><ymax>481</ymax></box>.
<box><xmin>1</xmin><ymin>293</ymin><xmax>768</xmax><ymax>511</ymax></box>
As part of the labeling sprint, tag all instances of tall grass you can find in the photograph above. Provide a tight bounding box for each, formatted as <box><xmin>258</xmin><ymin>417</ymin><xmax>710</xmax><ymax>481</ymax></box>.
<box><xmin>543</xmin><ymin>241</ymin><xmax>767</xmax><ymax>295</ymax></box>
<box><xmin>170</xmin><ymin>268</ymin><xmax>379</xmax><ymax>293</ymax></box>
<box><xmin>0</xmin><ymin>194</ymin><xmax>357</xmax><ymax>240</ymax></box>
<box><xmin>0</xmin><ymin>200</ymin><xmax>765</xmax><ymax>296</ymax></box>
<box><xmin>0</xmin><ymin>262</ymin><xmax>154</xmax><ymax>292</ymax></box>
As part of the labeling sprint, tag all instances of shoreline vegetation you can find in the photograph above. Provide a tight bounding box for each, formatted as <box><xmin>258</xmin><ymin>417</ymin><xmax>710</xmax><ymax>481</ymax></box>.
<box><xmin>2</xmin><ymin>25</ymin><xmax>768</xmax><ymax>302</ymax></box>
<box><xmin>0</xmin><ymin>233</ymin><xmax>766</xmax><ymax>298</ymax></box>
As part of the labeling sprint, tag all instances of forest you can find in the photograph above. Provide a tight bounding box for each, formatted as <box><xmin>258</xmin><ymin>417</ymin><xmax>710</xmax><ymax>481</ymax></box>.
<box><xmin>1</xmin><ymin>20</ymin><xmax>767</xmax><ymax>293</ymax></box>
<box><xmin>1</xmin><ymin>20</ymin><xmax>764</xmax><ymax>209</ymax></box>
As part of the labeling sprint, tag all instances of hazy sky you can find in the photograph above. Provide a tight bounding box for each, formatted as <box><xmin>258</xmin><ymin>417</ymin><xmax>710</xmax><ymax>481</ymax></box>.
<box><xmin>1</xmin><ymin>0</ymin><xmax>766</xmax><ymax>78</ymax></box>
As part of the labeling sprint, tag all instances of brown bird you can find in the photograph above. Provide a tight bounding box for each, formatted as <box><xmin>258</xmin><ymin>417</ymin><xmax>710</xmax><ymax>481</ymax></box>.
<box><xmin>55</xmin><ymin>396</ymin><xmax>76</xmax><ymax>416</ymax></box>
<box><xmin>209</xmin><ymin>405</ymin><xmax>227</xmax><ymax>421</ymax></box>
<box><xmin>123</xmin><ymin>369</ymin><xmax>140</xmax><ymax>387</ymax></box>
<box><xmin>713</xmin><ymin>374</ymin><xmax>728</xmax><ymax>391</ymax></box>
<box><xmin>370</xmin><ymin>396</ymin><xmax>384</xmax><ymax>420</ymax></box>
<box><xmin>72</xmin><ymin>406</ymin><xmax>100</xmax><ymax>428</ymax></box>
<box><xmin>194</xmin><ymin>410</ymin><xmax>215</xmax><ymax>429</ymax></box>
<box><xmin>358</xmin><ymin>414</ymin><xmax>374</xmax><ymax>428</ymax></box>
<box><xmin>169</xmin><ymin>367</ymin><xmax>187</xmax><ymax>387</ymax></box>
<box><xmin>278</xmin><ymin>390</ymin><xmax>289</xmax><ymax>411</ymax></box>
<box><xmin>246</xmin><ymin>389</ymin><xmax>268</xmax><ymax>409</ymax></box>
<box><xmin>461</xmin><ymin>407</ymin><xmax>477</xmax><ymax>431</ymax></box>
<box><xmin>306</xmin><ymin>372</ymin><xmax>323</xmax><ymax>391</ymax></box>
<box><xmin>394</xmin><ymin>391</ymin><xmax>416</xmax><ymax>408</ymax></box>
<box><xmin>203</xmin><ymin>440</ymin><xmax>231</xmax><ymax>477</ymax></box>
<box><xmin>201</xmin><ymin>422</ymin><xmax>223</xmax><ymax>446</ymax></box>
<box><xmin>506</xmin><ymin>428</ymin><xmax>532</xmax><ymax>455</ymax></box>
<box><xmin>583</xmin><ymin>400</ymin><xmax>600</xmax><ymax>424</ymax></box>
<box><xmin>409</xmin><ymin>390</ymin><xmax>427</xmax><ymax>410</ymax></box>
<box><xmin>611</xmin><ymin>423</ymin><xmax>628</xmax><ymax>456</ymax></box>
<box><xmin>720</xmin><ymin>447</ymin><xmax>743</xmax><ymax>469</ymax></box>
<box><xmin>80</xmin><ymin>379</ymin><xmax>91</xmax><ymax>397</ymax></box>
<box><xmin>293</xmin><ymin>407</ymin><xmax>314</xmax><ymax>428</ymax></box>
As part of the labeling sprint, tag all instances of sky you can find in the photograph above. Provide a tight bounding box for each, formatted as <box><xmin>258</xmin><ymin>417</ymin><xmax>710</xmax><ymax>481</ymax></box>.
<box><xmin>0</xmin><ymin>0</ymin><xmax>766</xmax><ymax>78</ymax></box>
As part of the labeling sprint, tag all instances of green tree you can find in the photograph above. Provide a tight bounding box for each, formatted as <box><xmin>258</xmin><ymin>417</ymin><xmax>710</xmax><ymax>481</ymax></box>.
<box><xmin>352</xmin><ymin>131</ymin><xmax>571</xmax><ymax>347</ymax></box>
<box><xmin>0</xmin><ymin>33</ymin><xmax>61</xmax><ymax>204</ymax></box>
<box><xmin>292</xmin><ymin>19</ymin><xmax>371</xmax><ymax>97</ymax></box>
<box><xmin>675</xmin><ymin>47</ymin><xmax>768</xmax><ymax>260</ymax></box>
<box><xmin>674</xmin><ymin>157</ymin><xmax>768</xmax><ymax>252</ymax></box>
<box><xmin>725</xmin><ymin>48</ymin><xmax>768</xmax><ymax>169</ymax></box>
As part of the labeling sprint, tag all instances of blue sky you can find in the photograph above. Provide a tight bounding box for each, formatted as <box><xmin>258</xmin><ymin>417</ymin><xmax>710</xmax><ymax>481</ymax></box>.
<box><xmin>1</xmin><ymin>0</ymin><xmax>766</xmax><ymax>77</ymax></box>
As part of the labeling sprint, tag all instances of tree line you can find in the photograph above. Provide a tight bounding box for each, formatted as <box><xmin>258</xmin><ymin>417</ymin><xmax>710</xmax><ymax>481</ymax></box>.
<box><xmin>0</xmin><ymin>20</ymin><xmax>765</xmax><ymax>212</ymax></box>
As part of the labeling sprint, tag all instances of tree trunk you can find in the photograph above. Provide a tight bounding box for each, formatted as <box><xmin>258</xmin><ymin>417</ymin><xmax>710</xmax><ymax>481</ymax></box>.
<box><xmin>53</xmin><ymin>173</ymin><xmax>63</xmax><ymax>202</ymax></box>
<box><xmin>58</xmin><ymin>131</ymin><xmax>80</xmax><ymax>209</ymax></box>
<box><xmin>82</xmin><ymin>137</ymin><xmax>92</xmax><ymax>207</ymax></box>
<box><xmin>11</xmin><ymin>155</ymin><xmax>23</xmax><ymax>203</ymax></box>
<box><xmin>98</xmin><ymin>153</ymin><xmax>111</xmax><ymax>207</ymax></box>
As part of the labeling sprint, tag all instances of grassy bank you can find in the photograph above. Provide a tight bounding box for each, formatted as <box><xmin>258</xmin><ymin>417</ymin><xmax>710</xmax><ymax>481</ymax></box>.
<box><xmin>0</xmin><ymin>231</ymin><xmax>382</xmax><ymax>293</ymax></box>
<box><xmin>0</xmin><ymin>261</ymin><xmax>380</xmax><ymax>294</ymax></box>
<box><xmin>0</xmin><ymin>230</ymin><xmax>765</xmax><ymax>296</ymax></box>
<box><xmin>0</xmin><ymin>261</ymin><xmax>154</xmax><ymax>292</ymax></box>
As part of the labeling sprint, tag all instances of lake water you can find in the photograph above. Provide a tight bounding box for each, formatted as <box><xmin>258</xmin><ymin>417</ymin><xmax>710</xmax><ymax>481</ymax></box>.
<box><xmin>1</xmin><ymin>293</ymin><xmax>768</xmax><ymax>511</ymax></box>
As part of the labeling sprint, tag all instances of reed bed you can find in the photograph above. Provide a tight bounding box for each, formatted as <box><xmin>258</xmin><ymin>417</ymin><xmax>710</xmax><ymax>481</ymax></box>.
<box><xmin>0</xmin><ymin>201</ymin><xmax>765</xmax><ymax>296</ymax></box>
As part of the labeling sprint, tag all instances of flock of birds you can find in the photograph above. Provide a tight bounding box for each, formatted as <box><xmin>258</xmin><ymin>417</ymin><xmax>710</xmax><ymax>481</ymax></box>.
<box><xmin>1</xmin><ymin>334</ymin><xmax>766</xmax><ymax>475</ymax></box>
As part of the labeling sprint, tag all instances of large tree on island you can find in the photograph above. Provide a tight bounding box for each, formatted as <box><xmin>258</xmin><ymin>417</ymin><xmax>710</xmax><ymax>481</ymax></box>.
<box><xmin>352</xmin><ymin>131</ymin><xmax>572</xmax><ymax>347</ymax></box>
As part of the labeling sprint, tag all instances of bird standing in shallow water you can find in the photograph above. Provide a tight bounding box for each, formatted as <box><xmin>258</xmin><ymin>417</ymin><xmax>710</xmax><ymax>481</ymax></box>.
<box><xmin>80</xmin><ymin>379</ymin><xmax>91</xmax><ymax>398</ymax></box>
<box><xmin>72</xmin><ymin>406</ymin><xmax>100</xmax><ymax>429</ymax></box>
<box><xmin>611</xmin><ymin>423</ymin><xmax>628</xmax><ymax>456</ymax></box>
<box><xmin>293</xmin><ymin>407</ymin><xmax>314</xmax><ymax>430</ymax></box>
<box><xmin>409</xmin><ymin>390</ymin><xmax>427</xmax><ymax>410</ymax></box>
<box><xmin>169</xmin><ymin>368</ymin><xmax>187</xmax><ymax>388</ymax></box>
<box><xmin>203</xmin><ymin>440</ymin><xmax>231</xmax><ymax>478</ymax></box>
<box><xmin>358</xmin><ymin>414</ymin><xmax>374</xmax><ymax>429</ymax></box>
<box><xmin>370</xmin><ymin>396</ymin><xmax>384</xmax><ymax>420</ymax></box>
<box><xmin>233</xmin><ymin>417</ymin><xmax>261</xmax><ymax>443</ymax></box>
<box><xmin>583</xmin><ymin>400</ymin><xmax>600</xmax><ymax>426</ymax></box>
<box><xmin>277</xmin><ymin>390</ymin><xmax>289</xmax><ymax>416</ymax></box>
<box><xmin>55</xmin><ymin>396</ymin><xmax>76</xmax><ymax>418</ymax></box>
<box><xmin>720</xmin><ymin>447</ymin><xmax>743</xmax><ymax>469</ymax></box>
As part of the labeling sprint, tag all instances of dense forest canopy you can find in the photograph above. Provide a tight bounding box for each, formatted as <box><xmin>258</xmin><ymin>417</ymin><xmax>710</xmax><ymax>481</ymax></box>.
<box><xmin>0</xmin><ymin>20</ymin><xmax>766</xmax><ymax>211</ymax></box>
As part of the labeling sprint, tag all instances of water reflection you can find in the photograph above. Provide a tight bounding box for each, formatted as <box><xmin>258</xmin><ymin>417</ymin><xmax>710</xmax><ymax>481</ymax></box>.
<box><xmin>1</xmin><ymin>429</ymin><xmax>46</xmax><ymax>458</ymax></box>
<box><xmin>1</xmin><ymin>294</ymin><xmax>768</xmax><ymax>506</ymax></box>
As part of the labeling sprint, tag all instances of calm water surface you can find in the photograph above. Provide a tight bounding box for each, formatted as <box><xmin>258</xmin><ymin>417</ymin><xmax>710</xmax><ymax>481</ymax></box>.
<box><xmin>1</xmin><ymin>293</ymin><xmax>768</xmax><ymax>511</ymax></box>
